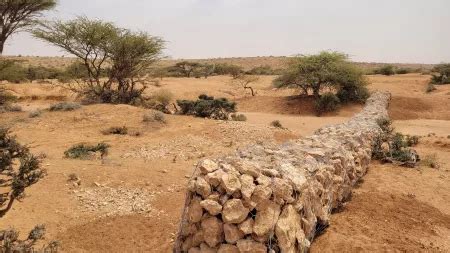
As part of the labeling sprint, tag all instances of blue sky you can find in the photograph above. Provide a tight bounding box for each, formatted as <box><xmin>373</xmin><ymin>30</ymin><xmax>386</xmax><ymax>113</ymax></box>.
<box><xmin>4</xmin><ymin>0</ymin><xmax>450</xmax><ymax>63</ymax></box>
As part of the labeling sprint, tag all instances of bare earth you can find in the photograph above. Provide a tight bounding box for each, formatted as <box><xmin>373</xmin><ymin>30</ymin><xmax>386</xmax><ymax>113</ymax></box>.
<box><xmin>1</xmin><ymin>74</ymin><xmax>449</xmax><ymax>252</ymax></box>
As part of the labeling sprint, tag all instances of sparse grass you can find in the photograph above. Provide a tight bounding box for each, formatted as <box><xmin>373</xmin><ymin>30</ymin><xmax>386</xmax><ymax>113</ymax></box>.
<box><xmin>49</xmin><ymin>102</ymin><xmax>81</xmax><ymax>111</ymax></box>
<box><xmin>102</xmin><ymin>126</ymin><xmax>128</xmax><ymax>135</ymax></box>
<box><xmin>421</xmin><ymin>154</ymin><xmax>439</xmax><ymax>169</ymax></box>
<box><xmin>1</xmin><ymin>104</ymin><xmax>22</xmax><ymax>112</ymax></box>
<box><xmin>29</xmin><ymin>109</ymin><xmax>42</xmax><ymax>118</ymax></box>
<box><xmin>230</xmin><ymin>113</ymin><xmax>247</xmax><ymax>121</ymax></box>
<box><xmin>270</xmin><ymin>120</ymin><xmax>283</xmax><ymax>128</ymax></box>
<box><xmin>64</xmin><ymin>143</ymin><xmax>110</xmax><ymax>159</ymax></box>
<box><xmin>143</xmin><ymin>111</ymin><xmax>166</xmax><ymax>123</ymax></box>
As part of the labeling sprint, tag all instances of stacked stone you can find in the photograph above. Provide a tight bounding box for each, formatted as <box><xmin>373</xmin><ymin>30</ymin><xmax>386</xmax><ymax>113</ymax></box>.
<box><xmin>174</xmin><ymin>92</ymin><xmax>391</xmax><ymax>253</ymax></box>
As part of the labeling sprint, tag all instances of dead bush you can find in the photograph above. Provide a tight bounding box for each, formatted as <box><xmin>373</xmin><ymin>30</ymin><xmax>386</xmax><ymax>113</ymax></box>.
<box><xmin>29</xmin><ymin>109</ymin><xmax>42</xmax><ymax>118</ymax></box>
<box><xmin>421</xmin><ymin>154</ymin><xmax>439</xmax><ymax>169</ymax></box>
<box><xmin>230</xmin><ymin>113</ymin><xmax>247</xmax><ymax>121</ymax></box>
<box><xmin>270</xmin><ymin>120</ymin><xmax>283</xmax><ymax>128</ymax></box>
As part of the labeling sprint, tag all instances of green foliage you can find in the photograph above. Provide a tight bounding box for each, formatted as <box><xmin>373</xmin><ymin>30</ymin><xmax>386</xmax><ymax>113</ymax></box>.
<box><xmin>33</xmin><ymin>17</ymin><xmax>164</xmax><ymax>104</ymax></box>
<box><xmin>430</xmin><ymin>63</ymin><xmax>450</xmax><ymax>84</ymax></box>
<box><xmin>64</xmin><ymin>143</ymin><xmax>110</xmax><ymax>159</ymax></box>
<box><xmin>177</xmin><ymin>94</ymin><xmax>236</xmax><ymax>120</ymax></box>
<box><xmin>214</xmin><ymin>63</ymin><xmax>243</xmax><ymax>78</ymax></box>
<box><xmin>374</xmin><ymin>65</ymin><xmax>395</xmax><ymax>76</ymax></box>
<box><xmin>49</xmin><ymin>102</ymin><xmax>81</xmax><ymax>111</ymax></box>
<box><xmin>314</xmin><ymin>92</ymin><xmax>340</xmax><ymax>115</ymax></box>
<box><xmin>0</xmin><ymin>60</ymin><xmax>27</xmax><ymax>83</ymax></box>
<box><xmin>395</xmin><ymin>68</ymin><xmax>413</xmax><ymax>74</ymax></box>
<box><xmin>0</xmin><ymin>85</ymin><xmax>16</xmax><ymax>106</ymax></box>
<box><xmin>274</xmin><ymin>51</ymin><xmax>368</xmax><ymax>108</ymax></box>
<box><xmin>0</xmin><ymin>0</ymin><xmax>57</xmax><ymax>54</ymax></box>
<box><xmin>0</xmin><ymin>225</ymin><xmax>59</xmax><ymax>252</ymax></box>
<box><xmin>372</xmin><ymin>120</ymin><xmax>420</xmax><ymax>167</ymax></box>
<box><xmin>270</xmin><ymin>120</ymin><xmax>283</xmax><ymax>128</ymax></box>
<box><xmin>246</xmin><ymin>65</ymin><xmax>279</xmax><ymax>75</ymax></box>
<box><xmin>0</xmin><ymin>128</ymin><xmax>45</xmax><ymax>217</ymax></box>
<box><xmin>230</xmin><ymin>113</ymin><xmax>247</xmax><ymax>121</ymax></box>
<box><xmin>102</xmin><ymin>126</ymin><xmax>128</xmax><ymax>135</ymax></box>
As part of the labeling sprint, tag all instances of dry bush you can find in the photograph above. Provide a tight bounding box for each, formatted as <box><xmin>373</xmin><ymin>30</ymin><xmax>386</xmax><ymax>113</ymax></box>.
<box><xmin>49</xmin><ymin>102</ymin><xmax>81</xmax><ymax>111</ymax></box>
<box><xmin>29</xmin><ymin>109</ymin><xmax>42</xmax><ymax>118</ymax></box>
<box><xmin>270</xmin><ymin>120</ymin><xmax>283</xmax><ymax>128</ymax></box>
<box><xmin>102</xmin><ymin>126</ymin><xmax>128</xmax><ymax>135</ymax></box>
<box><xmin>143</xmin><ymin>111</ymin><xmax>166</xmax><ymax>123</ymax></box>
<box><xmin>230</xmin><ymin>113</ymin><xmax>247</xmax><ymax>121</ymax></box>
<box><xmin>421</xmin><ymin>154</ymin><xmax>439</xmax><ymax>169</ymax></box>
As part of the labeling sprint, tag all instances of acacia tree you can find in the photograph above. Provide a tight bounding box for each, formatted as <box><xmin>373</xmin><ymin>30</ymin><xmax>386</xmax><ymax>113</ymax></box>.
<box><xmin>232</xmin><ymin>75</ymin><xmax>259</xmax><ymax>96</ymax></box>
<box><xmin>274</xmin><ymin>51</ymin><xmax>368</xmax><ymax>100</ymax></box>
<box><xmin>33</xmin><ymin>17</ymin><xmax>164</xmax><ymax>104</ymax></box>
<box><xmin>0</xmin><ymin>0</ymin><xmax>56</xmax><ymax>54</ymax></box>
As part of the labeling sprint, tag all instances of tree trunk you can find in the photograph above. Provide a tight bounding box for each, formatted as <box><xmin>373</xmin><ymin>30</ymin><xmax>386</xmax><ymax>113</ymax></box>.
<box><xmin>0</xmin><ymin>39</ymin><xmax>5</xmax><ymax>55</ymax></box>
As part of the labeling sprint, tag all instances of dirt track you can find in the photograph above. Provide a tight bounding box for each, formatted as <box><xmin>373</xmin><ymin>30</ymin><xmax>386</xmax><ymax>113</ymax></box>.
<box><xmin>1</xmin><ymin>74</ymin><xmax>449</xmax><ymax>252</ymax></box>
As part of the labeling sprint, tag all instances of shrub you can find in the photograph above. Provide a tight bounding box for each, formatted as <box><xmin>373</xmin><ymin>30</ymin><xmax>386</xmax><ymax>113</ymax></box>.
<box><xmin>67</xmin><ymin>173</ymin><xmax>79</xmax><ymax>182</ymax></box>
<box><xmin>49</xmin><ymin>102</ymin><xmax>81</xmax><ymax>111</ymax></box>
<box><xmin>270</xmin><ymin>120</ymin><xmax>283</xmax><ymax>128</ymax></box>
<box><xmin>2</xmin><ymin>104</ymin><xmax>22</xmax><ymax>112</ymax></box>
<box><xmin>177</xmin><ymin>94</ymin><xmax>236</xmax><ymax>120</ymax></box>
<box><xmin>430</xmin><ymin>63</ymin><xmax>450</xmax><ymax>84</ymax></box>
<box><xmin>0</xmin><ymin>60</ymin><xmax>27</xmax><ymax>83</ymax></box>
<box><xmin>230</xmin><ymin>113</ymin><xmax>247</xmax><ymax>121</ymax></box>
<box><xmin>102</xmin><ymin>126</ymin><xmax>128</xmax><ymax>135</ymax></box>
<box><xmin>214</xmin><ymin>63</ymin><xmax>243</xmax><ymax>78</ymax></box>
<box><xmin>0</xmin><ymin>128</ymin><xmax>45</xmax><ymax>217</ymax></box>
<box><xmin>421</xmin><ymin>154</ymin><xmax>439</xmax><ymax>168</ymax></box>
<box><xmin>64</xmin><ymin>143</ymin><xmax>110</xmax><ymax>159</ymax></box>
<box><xmin>405</xmin><ymin>135</ymin><xmax>419</xmax><ymax>146</ymax></box>
<box><xmin>246</xmin><ymin>65</ymin><xmax>275</xmax><ymax>75</ymax></box>
<box><xmin>374</xmin><ymin>65</ymin><xmax>395</xmax><ymax>75</ymax></box>
<box><xmin>426</xmin><ymin>83</ymin><xmax>436</xmax><ymax>93</ymax></box>
<box><xmin>29</xmin><ymin>110</ymin><xmax>42</xmax><ymax>118</ymax></box>
<box><xmin>395</xmin><ymin>68</ymin><xmax>412</xmax><ymax>74</ymax></box>
<box><xmin>372</xmin><ymin>122</ymin><xmax>420</xmax><ymax>167</ymax></box>
<box><xmin>314</xmin><ymin>92</ymin><xmax>340</xmax><ymax>115</ymax></box>
<box><xmin>147</xmin><ymin>89</ymin><xmax>174</xmax><ymax>112</ymax></box>
<box><xmin>0</xmin><ymin>226</ymin><xmax>59</xmax><ymax>253</ymax></box>
<box><xmin>143</xmin><ymin>111</ymin><xmax>166</xmax><ymax>123</ymax></box>
<box><xmin>0</xmin><ymin>85</ymin><xmax>16</xmax><ymax>106</ymax></box>
<box><xmin>33</xmin><ymin>17</ymin><xmax>164</xmax><ymax>104</ymax></box>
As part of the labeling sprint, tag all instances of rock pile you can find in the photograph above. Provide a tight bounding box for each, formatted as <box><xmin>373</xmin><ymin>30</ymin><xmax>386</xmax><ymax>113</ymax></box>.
<box><xmin>174</xmin><ymin>92</ymin><xmax>391</xmax><ymax>252</ymax></box>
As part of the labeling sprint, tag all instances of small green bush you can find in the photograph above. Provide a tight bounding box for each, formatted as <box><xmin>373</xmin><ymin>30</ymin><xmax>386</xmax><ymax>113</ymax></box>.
<box><xmin>230</xmin><ymin>113</ymin><xmax>247</xmax><ymax>121</ymax></box>
<box><xmin>143</xmin><ymin>111</ymin><xmax>166</xmax><ymax>123</ymax></box>
<box><xmin>0</xmin><ymin>60</ymin><xmax>27</xmax><ymax>83</ymax></box>
<box><xmin>395</xmin><ymin>68</ymin><xmax>412</xmax><ymax>74</ymax></box>
<box><xmin>405</xmin><ymin>135</ymin><xmax>419</xmax><ymax>146</ymax></box>
<box><xmin>177</xmin><ymin>94</ymin><xmax>236</xmax><ymax>120</ymax></box>
<box><xmin>374</xmin><ymin>65</ymin><xmax>395</xmax><ymax>76</ymax></box>
<box><xmin>246</xmin><ymin>65</ymin><xmax>277</xmax><ymax>75</ymax></box>
<box><xmin>64</xmin><ymin>143</ymin><xmax>110</xmax><ymax>159</ymax></box>
<box><xmin>430</xmin><ymin>63</ymin><xmax>450</xmax><ymax>84</ymax></box>
<box><xmin>49</xmin><ymin>102</ymin><xmax>81</xmax><ymax>111</ymax></box>
<box><xmin>270</xmin><ymin>120</ymin><xmax>283</xmax><ymax>128</ymax></box>
<box><xmin>314</xmin><ymin>93</ymin><xmax>340</xmax><ymax>115</ymax></box>
<box><xmin>102</xmin><ymin>126</ymin><xmax>128</xmax><ymax>135</ymax></box>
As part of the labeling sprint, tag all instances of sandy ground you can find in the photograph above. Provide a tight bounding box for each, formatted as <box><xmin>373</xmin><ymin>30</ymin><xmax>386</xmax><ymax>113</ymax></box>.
<box><xmin>1</xmin><ymin>74</ymin><xmax>449</xmax><ymax>252</ymax></box>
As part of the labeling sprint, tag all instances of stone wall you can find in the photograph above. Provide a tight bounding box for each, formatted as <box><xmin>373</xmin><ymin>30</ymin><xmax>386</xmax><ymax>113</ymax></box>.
<box><xmin>174</xmin><ymin>92</ymin><xmax>391</xmax><ymax>253</ymax></box>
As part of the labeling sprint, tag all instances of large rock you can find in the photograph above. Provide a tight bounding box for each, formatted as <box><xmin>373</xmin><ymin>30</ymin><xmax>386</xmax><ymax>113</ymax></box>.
<box><xmin>251</xmin><ymin>185</ymin><xmax>272</xmax><ymax>205</ymax></box>
<box><xmin>201</xmin><ymin>217</ymin><xmax>223</xmax><ymax>248</ymax></box>
<box><xmin>205</xmin><ymin>169</ymin><xmax>226</xmax><ymax>187</ymax></box>
<box><xmin>195</xmin><ymin>177</ymin><xmax>211</xmax><ymax>198</ymax></box>
<box><xmin>188</xmin><ymin>197</ymin><xmax>203</xmax><ymax>223</ymax></box>
<box><xmin>200</xmin><ymin>199</ymin><xmax>222</xmax><ymax>216</ymax></box>
<box><xmin>272</xmin><ymin>178</ymin><xmax>294</xmax><ymax>205</ymax></box>
<box><xmin>253</xmin><ymin>200</ymin><xmax>281</xmax><ymax>236</ymax></box>
<box><xmin>222</xmin><ymin>199</ymin><xmax>248</xmax><ymax>224</ymax></box>
<box><xmin>223</xmin><ymin>223</ymin><xmax>244</xmax><ymax>244</ymax></box>
<box><xmin>239</xmin><ymin>174</ymin><xmax>255</xmax><ymax>199</ymax></box>
<box><xmin>236</xmin><ymin>239</ymin><xmax>267</xmax><ymax>253</ymax></box>
<box><xmin>238</xmin><ymin>218</ymin><xmax>254</xmax><ymax>235</ymax></box>
<box><xmin>275</xmin><ymin>204</ymin><xmax>305</xmax><ymax>253</ymax></box>
<box><xmin>221</xmin><ymin>173</ymin><xmax>241</xmax><ymax>194</ymax></box>
<box><xmin>199</xmin><ymin>159</ymin><xmax>219</xmax><ymax>174</ymax></box>
<box><xmin>217</xmin><ymin>244</ymin><xmax>239</xmax><ymax>253</ymax></box>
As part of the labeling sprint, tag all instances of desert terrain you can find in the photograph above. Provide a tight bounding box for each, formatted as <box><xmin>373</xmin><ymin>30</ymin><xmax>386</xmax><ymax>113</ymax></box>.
<box><xmin>0</xmin><ymin>71</ymin><xmax>449</xmax><ymax>252</ymax></box>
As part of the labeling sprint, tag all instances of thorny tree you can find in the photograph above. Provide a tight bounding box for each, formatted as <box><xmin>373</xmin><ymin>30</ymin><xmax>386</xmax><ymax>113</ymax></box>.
<box><xmin>33</xmin><ymin>17</ymin><xmax>164</xmax><ymax>104</ymax></box>
<box><xmin>0</xmin><ymin>0</ymin><xmax>56</xmax><ymax>54</ymax></box>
